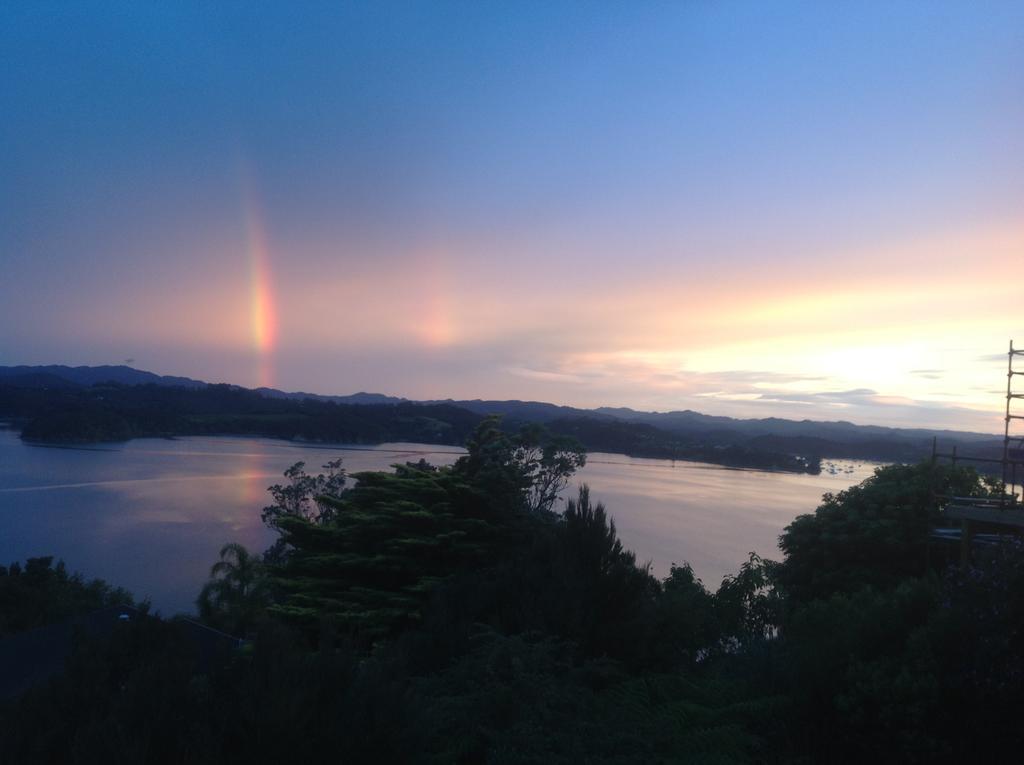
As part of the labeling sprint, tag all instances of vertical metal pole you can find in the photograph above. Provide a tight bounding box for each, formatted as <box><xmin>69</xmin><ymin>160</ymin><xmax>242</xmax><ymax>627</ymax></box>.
<box><xmin>928</xmin><ymin>436</ymin><xmax>939</xmax><ymax>522</ymax></box>
<box><xmin>1004</xmin><ymin>340</ymin><xmax>1014</xmax><ymax>506</ymax></box>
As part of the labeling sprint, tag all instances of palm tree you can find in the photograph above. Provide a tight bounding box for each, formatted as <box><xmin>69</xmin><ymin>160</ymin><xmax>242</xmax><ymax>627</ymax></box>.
<box><xmin>197</xmin><ymin>543</ymin><xmax>269</xmax><ymax>636</ymax></box>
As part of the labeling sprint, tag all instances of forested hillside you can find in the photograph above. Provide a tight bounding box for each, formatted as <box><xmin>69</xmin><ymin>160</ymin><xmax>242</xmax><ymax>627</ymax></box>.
<box><xmin>0</xmin><ymin>379</ymin><xmax>821</xmax><ymax>473</ymax></box>
<box><xmin>1</xmin><ymin>420</ymin><xmax>1020</xmax><ymax>763</ymax></box>
<box><xmin>1</xmin><ymin>364</ymin><xmax>1005</xmax><ymax>471</ymax></box>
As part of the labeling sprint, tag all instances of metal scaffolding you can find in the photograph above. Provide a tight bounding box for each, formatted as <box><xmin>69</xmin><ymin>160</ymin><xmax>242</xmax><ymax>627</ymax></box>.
<box><xmin>1002</xmin><ymin>339</ymin><xmax>1024</xmax><ymax>504</ymax></box>
<box><xmin>932</xmin><ymin>341</ymin><xmax>1024</xmax><ymax>564</ymax></box>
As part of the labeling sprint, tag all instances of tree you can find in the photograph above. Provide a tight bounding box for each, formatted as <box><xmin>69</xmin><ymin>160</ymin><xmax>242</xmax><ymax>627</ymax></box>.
<box><xmin>267</xmin><ymin>461</ymin><xmax>512</xmax><ymax>639</ymax></box>
<box><xmin>197</xmin><ymin>543</ymin><xmax>269</xmax><ymax>635</ymax></box>
<box><xmin>651</xmin><ymin>562</ymin><xmax>719</xmax><ymax>669</ymax></box>
<box><xmin>0</xmin><ymin>556</ymin><xmax>135</xmax><ymax>637</ymax></box>
<box><xmin>517</xmin><ymin>423</ymin><xmax>588</xmax><ymax>513</ymax></box>
<box><xmin>777</xmin><ymin>462</ymin><xmax>992</xmax><ymax>604</ymax></box>
<box><xmin>714</xmin><ymin>552</ymin><xmax>781</xmax><ymax>648</ymax></box>
<box><xmin>264</xmin><ymin>421</ymin><xmax>588</xmax><ymax>641</ymax></box>
<box><xmin>261</xmin><ymin>458</ymin><xmax>346</xmax><ymax>529</ymax></box>
<box><xmin>454</xmin><ymin>417</ymin><xmax>586</xmax><ymax>514</ymax></box>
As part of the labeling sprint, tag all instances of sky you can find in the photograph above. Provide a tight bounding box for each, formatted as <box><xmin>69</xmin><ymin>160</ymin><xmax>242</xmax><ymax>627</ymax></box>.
<box><xmin>2</xmin><ymin>2</ymin><xmax>1022</xmax><ymax>433</ymax></box>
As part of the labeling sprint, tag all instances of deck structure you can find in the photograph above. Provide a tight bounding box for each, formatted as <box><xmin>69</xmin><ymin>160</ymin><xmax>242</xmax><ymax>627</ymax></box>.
<box><xmin>933</xmin><ymin>341</ymin><xmax>1024</xmax><ymax>565</ymax></box>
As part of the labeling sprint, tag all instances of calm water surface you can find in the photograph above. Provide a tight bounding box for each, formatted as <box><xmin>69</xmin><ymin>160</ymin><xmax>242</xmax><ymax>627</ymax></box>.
<box><xmin>0</xmin><ymin>429</ymin><xmax>877</xmax><ymax>614</ymax></box>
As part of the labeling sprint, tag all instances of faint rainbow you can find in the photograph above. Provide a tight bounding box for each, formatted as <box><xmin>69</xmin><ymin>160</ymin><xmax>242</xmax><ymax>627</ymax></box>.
<box><xmin>419</xmin><ymin>248</ymin><xmax>457</xmax><ymax>348</ymax></box>
<box><xmin>242</xmin><ymin>184</ymin><xmax>278</xmax><ymax>389</ymax></box>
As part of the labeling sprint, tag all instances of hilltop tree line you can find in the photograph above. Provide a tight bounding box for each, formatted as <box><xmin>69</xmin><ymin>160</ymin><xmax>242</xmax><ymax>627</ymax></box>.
<box><xmin>1</xmin><ymin>419</ymin><xmax>1022</xmax><ymax>762</ymax></box>
<box><xmin>0</xmin><ymin>380</ymin><xmax>821</xmax><ymax>473</ymax></box>
<box><xmin>0</xmin><ymin>382</ymin><xmax>482</xmax><ymax>445</ymax></box>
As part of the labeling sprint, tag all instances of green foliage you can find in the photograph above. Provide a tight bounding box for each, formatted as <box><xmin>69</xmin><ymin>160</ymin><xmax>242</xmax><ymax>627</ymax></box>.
<box><xmin>773</xmin><ymin>578</ymin><xmax>944</xmax><ymax>759</ymax></box>
<box><xmin>268</xmin><ymin>461</ymin><xmax>526</xmax><ymax>639</ymax></box>
<box><xmin>650</xmin><ymin>563</ymin><xmax>719</xmax><ymax>669</ymax></box>
<box><xmin>777</xmin><ymin>462</ymin><xmax>990</xmax><ymax>604</ymax></box>
<box><xmin>264</xmin><ymin>419</ymin><xmax>586</xmax><ymax>641</ymax></box>
<box><xmin>544</xmin><ymin>485</ymin><xmax>661</xmax><ymax>662</ymax></box>
<box><xmin>516</xmin><ymin>423</ymin><xmax>588</xmax><ymax>513</ymax></box>
<box><xmin>414</xmin><ymin>631</ymin><xmax>769</xmax><ymax>764</ymax></box>
<box><xmin>261</xmin><ymin>458</ymin><xmax>346</xmax><ymax>529</ymax></box>
<box><xmin>454</xmin><ymin>417</ymin><xmax>587</xmax><ymax>513</ymax></box>
<box><xmin>10</xmin><ymin>458</ymin><xmax>1024</xmax><ymax>763</ymax></box>
<box><xmin>0</xmin><ymin>613</ymin><xmax>199</xmax><ymax>763</ymax></box>
<box><xmin>714</xmin><ymin>553</ymin><xmax>782</xmax><ymax>648</ymax></box>
<box><xmin>0</xmin><ymin>556</ymin><xmax>135</xmax><ymax>637</ymax></box>
<box><xmin>0</xmin><ymin>616</ymin><xmax>415</xmax><ymax>764</ymax></box>
<box><xmin>197</xmin><ymin>543</ymin><xmax>271</xmax><ymax>636</ymax></box>
<box><xmin>594</xmin><ymin>673</ymin><xmax>779</xmax><ymax>765</ymax></box>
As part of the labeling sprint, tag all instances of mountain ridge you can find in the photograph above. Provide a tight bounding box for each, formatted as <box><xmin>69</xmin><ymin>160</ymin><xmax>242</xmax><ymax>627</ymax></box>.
<box><xmin>0</xmin><ymin>365</ymin><xmax>1001</xmax><ymax>460</ymax></box>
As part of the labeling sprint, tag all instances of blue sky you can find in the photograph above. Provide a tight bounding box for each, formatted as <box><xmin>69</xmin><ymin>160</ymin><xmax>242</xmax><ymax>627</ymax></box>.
<box><xmin>2</xmin><ymin>2</ymin><xmax>1022</xmax><ymax>431</ymax></box>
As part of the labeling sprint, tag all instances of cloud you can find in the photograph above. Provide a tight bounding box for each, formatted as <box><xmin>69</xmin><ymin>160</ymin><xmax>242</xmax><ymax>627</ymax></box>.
<box><xmin>747</xmin><ymin>388</ymin><xmax>1000</xmax><ymax>433</ymax></box>
<box><xmin>755</xmin><ymin>388</ymin><xmax>879</xmax><ymax>406</ymax></box>
<box><xmin>505</xmin><ymin>366</ymin><xmax>587</xmax><ymax>384</ymax></box>
<box><xmin>705</xmin><ymin>370</ymin><xmax>830</xmax><ymax>384</ymax></box>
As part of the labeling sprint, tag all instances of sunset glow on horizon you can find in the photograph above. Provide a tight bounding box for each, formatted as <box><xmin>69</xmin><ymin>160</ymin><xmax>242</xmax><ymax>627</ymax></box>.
<box><xmin>2</xmin><ymin>2</ymin><xmax>1022</xmax><ymax>433</ymax></box>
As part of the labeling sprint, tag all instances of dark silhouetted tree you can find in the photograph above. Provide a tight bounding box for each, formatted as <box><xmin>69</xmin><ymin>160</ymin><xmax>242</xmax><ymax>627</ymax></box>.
<box><xmin>197</xmin><ymin>543</ymin><xmax>269</xmax><ymax>635</ymax></box>
<box><xmin>262</xmin><ymin>458</ymin><xmax>346</xmax><ymax>529</ymax></box>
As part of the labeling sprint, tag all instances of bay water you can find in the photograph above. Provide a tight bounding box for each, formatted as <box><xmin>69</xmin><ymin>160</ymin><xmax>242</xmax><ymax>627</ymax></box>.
<box><xmin>0</xmin><ymin>428</ymin><xmax>875</xmax><ymax>614</ymax></box>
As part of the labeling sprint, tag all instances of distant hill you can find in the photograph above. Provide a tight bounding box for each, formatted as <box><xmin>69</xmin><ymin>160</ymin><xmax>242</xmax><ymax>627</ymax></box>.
<box><xmin>255</xmin><ymin>387</ymin><xmax>406</xmax><ymax>406</ymax></box>
<box><xmin>0</xmin><ymin>382</ymin><xmax>482</xmax><ymax>447</ymax></box>
<box><xmin>429</xmin><ymin>399</ymin><xmax>997</xmax><ymax>452</ymax></box>
<box><xmin>0</xmin><ymin>365</ymin><xmax>206</xmax><ymax>389</ymax></box>
<box><xmin>0</xmin><ymin>367</ymin><xmax>418</xmax><ymax>406</ymax></box>
<box><xmin>432</xmin><ymin>398</ymin><xmax>611</xmax><ymax>424</ymax></box>
<box><xmin>0</xmin><ymin>363</ymin><xmax>1004</xmax><ymax>469</ymax></box>
<box><xmin>592</xmin><ymin>406</ymin><xmax>996</xmax><ymax>444</ymax></box>
<box><xmin>0</xmin><ymin>372</ymin><xmax>82</xmax><ymax>390</ymax></box>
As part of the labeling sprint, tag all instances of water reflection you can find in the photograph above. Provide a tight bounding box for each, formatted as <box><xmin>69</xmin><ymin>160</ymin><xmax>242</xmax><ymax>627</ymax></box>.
<box><xmin>0</xmin><ymin>430</ymin><xmax>875</xmax><ymax>615</ymax></box>
<box><xmin>574</xmin><ymin>454</ymin><xmax>876</xmax><ymax>588</ymax></box>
